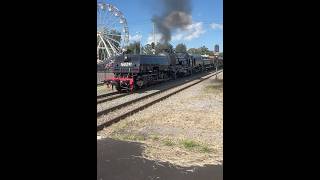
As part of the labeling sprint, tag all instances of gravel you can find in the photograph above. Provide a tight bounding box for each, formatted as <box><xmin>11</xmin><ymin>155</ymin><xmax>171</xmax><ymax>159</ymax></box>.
<box><xmin>97</xmin><ymin>89</ymin><xmax>158</xmax><ymax>112</ymax></box>
<box><xmin>97</xmin><ymin>85</ymin><xmax>115</xmax><ymax>96</ymax></box>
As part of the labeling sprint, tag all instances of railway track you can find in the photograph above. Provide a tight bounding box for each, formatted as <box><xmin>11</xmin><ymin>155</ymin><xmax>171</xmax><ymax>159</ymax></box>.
<box><xmin>97</xmin><ymin>69</ymin><xmax>223</xmax><ymax>132</ymax></box>
<box><xmin>97</xmin><ymin>91</ymin><xmax>118</xmax><ymax>99</ymax></box>
<box><xmin>97</xmin><ymin>92</ymin><xmax>129</xmax><ymax>104</ymax></box>
<box><xmin>97</xmin><ymin>69</ymin><xmax>218</xmax><ymax>104</ymax></box>
<box><xmin>97</xmin><ymin>70</ymin><xmax>215</xmax><ymax>116</ymax></box>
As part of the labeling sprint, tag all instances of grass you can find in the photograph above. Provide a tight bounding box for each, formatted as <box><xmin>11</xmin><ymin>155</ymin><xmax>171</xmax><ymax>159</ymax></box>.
<box><xmin>200</xmin><ymin>146</ymin><xmax>212</xmax><ymax>153</ymax></box>
<box><xmin>163</xmin><ymin>139</ymin><xmax>175</xmax><ymax>146</ymax></box>
<box><xmin>150</xmin><ymin>135</ymin><xmax>160</xmax><ymax>141</ymax></box>
<box><xmin>97</xmin><ymin>85</ymin><xmax>112</xmax><ymax>92</ymax></box>
<box><xmin>111</xmin><ymin>133</ymin><xmax>214</xmax><ymax>154</ymax></box>
<box><xmin>181</xmin><ymin>140</ymin><xmax>200</xmax><ymax>149</ymax></box>
<box><xmin>112</xmin><ymin>134</ymin><xmax>145</xmax><ymax>141</ymax></box>
<box><xmin>204</xmin><ymin>84</ymin><xmax>223</xmax><ymax>93</ymax></box>
<box><xmin>180</xmin><ymin>139</ymin><xmax>214</xmax><ymax>153</ymax></box>
<box><xmin>97</xmin><ymin>85</ymin><xmax>106</xmax><ymax>90</ymax></box>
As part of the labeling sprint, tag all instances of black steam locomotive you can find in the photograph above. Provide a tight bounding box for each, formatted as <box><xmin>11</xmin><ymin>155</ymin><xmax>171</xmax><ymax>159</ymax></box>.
<box><xmin>104</xmin><ymin>52</ymin><xmax>221</xmax><ymax>91</ymax></box>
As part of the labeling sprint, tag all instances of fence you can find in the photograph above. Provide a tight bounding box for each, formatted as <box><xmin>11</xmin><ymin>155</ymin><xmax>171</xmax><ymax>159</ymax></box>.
<box><xmin>97</xmin><ymin>71</ymin><xmax>113</xmax><ymax>84</ymax></box>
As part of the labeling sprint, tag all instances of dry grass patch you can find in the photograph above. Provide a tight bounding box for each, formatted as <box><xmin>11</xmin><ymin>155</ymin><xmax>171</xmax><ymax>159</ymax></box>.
<box><xmin>111</xmin><ymin>133</ymin><xmax>146</xmax><ymax>141</ymax></box>
<box><xmin>204</xmin><ymin>84</ymin><xmax>223</xmax><ymax>93</ymax></box>
<box><xmin>163</xmin><ymin>139</ymin><xmax>175</xmax><ymax>146</ymax></box>
<box><xmin>97</xmin><ymin>84</ymin><xmax>113</xmax><ymax>94</ymax></box>
<box><xmin>150</xmin><ymin>134</ymin><xmax>160</xmax><ymax>141</ymax></box>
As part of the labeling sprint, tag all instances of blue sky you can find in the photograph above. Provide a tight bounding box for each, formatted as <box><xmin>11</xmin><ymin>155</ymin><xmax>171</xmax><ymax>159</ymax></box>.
<box><xmin>104</xmin><ymin>0</ymin><xmax>223</xmax><ymax>51</ymax></box>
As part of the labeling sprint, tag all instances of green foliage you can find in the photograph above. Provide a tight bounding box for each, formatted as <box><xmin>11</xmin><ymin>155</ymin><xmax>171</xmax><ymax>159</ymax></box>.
<box><xmin>143</xmin><ymin>43</ymin><xmax>174</xmax><ymax>55</ymax></box>
<box><xmin>125</xmin><ymin>41</ymin><xmax>141</xmax><ymax>54</ymax></box>
<box><xmin>175</xmin><ymin>43</ymin><xmax>187</xmax><ymax>53</ymax></box>
<box><xmin>199</xmin><ymin>46</ymin><xmax>210</xmax><ymax>55</ymax></box>
<box><xmin>143</xmin><ymin>44</ymin><xmax>154</xmax><ymax>55</ymax></box>
<box><xmin>155</xmin><ymin>43</ymin><xmax>174</xmax><ymax>54</ymax></box>
<box><xmin>121</xmin><ymin>134</ymin><xmax>145</xmax><ymax>141</ymax></box>
<box><xmin>163</xmin><ymin>139</ymin><xmax>175</xmax><ymax>146</ymax></box>
<box><xmin>181</xmin><ymin>140</ymin><xmax>200</xmax><ymax>149</ymax></box>
<box><xmin>150</xmin><ymin>135</ymin><xmax>160</xmax><ymax>141</ymax></box>
<box><xmin>142</xmin><ymin>44</ymin><xmax>222</xmax><ymax>56</ymax></box>
<box><xmin>200</xmin><ymin>146</ymin><xmax>212</xmax><ymax>153</ymax></box>
<box><xmin>187</xmin><ymin>45</ymin><xmax>217</xmax><ymax>55</ymax></box>
<box><xmin>187</xmin><ymin>48</ymin><xmax>200</xmax><ymax>54</ymax></box>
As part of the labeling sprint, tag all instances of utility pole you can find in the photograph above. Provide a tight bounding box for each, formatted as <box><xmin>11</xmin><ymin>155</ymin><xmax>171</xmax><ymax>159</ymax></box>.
<box><xmin>153</xmin><ymin>22</ymin><xmax>155</xmax><ymax>46</ymax></box>
<box><xmin>138</xmin><ymin>32</ymin><xmax>142</xmax><ymax>55</ymax></box>
<box><xmin>140</xmin><ymin>40</ymin><xmax>142</xmax><ymax>55</ymax></box>
<box><xmin>133</xmin><ymin>32</ymin><xmax>142</xmax><ymax>55</ymax></box>
<box><xmin>152</xmin><ymin>22</ymin><xmax>156</xmax><ymax>55</ymax></box>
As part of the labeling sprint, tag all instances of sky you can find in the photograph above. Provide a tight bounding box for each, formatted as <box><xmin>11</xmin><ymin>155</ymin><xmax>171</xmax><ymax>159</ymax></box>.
<box><xmin>102</xmin><ymin>0</ymin><xmax>223</xmax><ymax>52</ymax></box>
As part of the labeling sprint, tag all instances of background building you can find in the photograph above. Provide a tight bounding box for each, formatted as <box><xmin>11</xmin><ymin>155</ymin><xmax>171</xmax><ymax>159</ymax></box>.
<box><xmin>214</xmin><ymin>44</ymin><xmax>219</xmax><ymax>53</ymax></box>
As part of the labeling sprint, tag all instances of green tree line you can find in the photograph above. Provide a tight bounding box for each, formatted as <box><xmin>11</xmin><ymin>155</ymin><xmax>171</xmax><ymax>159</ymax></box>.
<box><xmin>124</xmin><ymin>42</ymin><xmax>222</xmax><ymax>56</ymax></box>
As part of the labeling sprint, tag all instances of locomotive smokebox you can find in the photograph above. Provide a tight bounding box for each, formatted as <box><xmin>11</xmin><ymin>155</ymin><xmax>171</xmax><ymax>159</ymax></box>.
<box><xmin>123</xmin><ymin>54</ymin><xmax>131</xmax><ymax>62</ymax></box>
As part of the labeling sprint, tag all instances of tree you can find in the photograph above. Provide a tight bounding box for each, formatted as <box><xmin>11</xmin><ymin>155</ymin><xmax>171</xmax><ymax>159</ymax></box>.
<box><xmin>187</xmin><ymin>48</ymin><xmax>200</xmax><ymax>54</ymax></box>
<box><xmin>142</xmin><ymin>43</ymin><xmax>174</xmax><ymax>55</ymax></box>
<box><xmin>143</xmin><ymin>44</ymin><xmax>154</xmax><ymax>55</ymax></box>
<box><xmin>208</xmin><ymin>51</ymin><xmax>215</xmax><ymax>56</ymax></box>
<box><xmin>199</xmin><ymin>46</ymin><xmax>210</xmax><ymax>55</ymax></box>
<box><xmin>187</xmin><ymin>46</ymin><xmax>216</xmax><ymax>55</ymax></box>
<box><xmin>125</xmin><ymin>41</ymin><xmax>140</xmax><ymax>54</ymax></box>
<box><xmin>140</xmin><ymin>46</ymin><xmax>145</xmax><ymax>55</ymax></box>
<box><xmin>155</xmin><ymin>43</ymin><xmax>174</xmax><ymax>54</ymax></box>
<box><xmin>175</xmin><ymin>43</ymin><xmax>187</xmax><ymax>53</ymax></box>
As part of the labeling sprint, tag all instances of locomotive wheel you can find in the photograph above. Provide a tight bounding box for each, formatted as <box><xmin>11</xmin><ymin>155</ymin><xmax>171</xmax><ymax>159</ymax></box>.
<box><xmin>115</xmin><ymin>84</ymin><xmax>122</xmax><ymax>92</ymax></box>
<box><xmin>133</xmin><ymin>84</ymin><xmax>139</xmax><ymax>91</ymax></box>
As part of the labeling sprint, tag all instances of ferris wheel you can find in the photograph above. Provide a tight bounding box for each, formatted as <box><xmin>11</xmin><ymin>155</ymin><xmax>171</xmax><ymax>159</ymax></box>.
<box><xmin>97</xmin><ymin>1</ymin><xmax>129</xmax><ymax>63</ymax></box>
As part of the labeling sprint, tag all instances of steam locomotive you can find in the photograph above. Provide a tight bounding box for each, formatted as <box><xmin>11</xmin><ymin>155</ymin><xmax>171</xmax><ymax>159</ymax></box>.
<box><xmin>104</xmin><ymin>52</ymin><xmax>222</xmax><ymax>91</ymax></box>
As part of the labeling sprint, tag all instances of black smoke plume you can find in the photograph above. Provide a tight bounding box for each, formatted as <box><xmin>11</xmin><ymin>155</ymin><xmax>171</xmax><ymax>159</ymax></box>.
<box><xmin>152</xmin><ymin>0</ymin><xmax>192</xmax><ymax>43</ymax></box>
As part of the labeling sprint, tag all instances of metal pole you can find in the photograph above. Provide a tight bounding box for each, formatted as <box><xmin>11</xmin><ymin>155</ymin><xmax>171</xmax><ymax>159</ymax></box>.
<box><xmin>152</xmin><ymin>23</ymin><xmax>156</xmax><ymax>55</ymax></box>
<box><xmin>153</xmin><ymin>23</ymin><xmax>155</xmax><ymax>46</ymax></box>
<box><xmin>140</xmin><ymin>40</ymin><xmax>142</xmax><ymax>55</ymax></box>
<box><xmin>215</xmin><ymin>55</ymin><xmax>218</xmax><ymax>79</ymax></box>
<box><xmin>138</xmin><ymin>32</ymin><xmax>142</xmax><ymax>55</ymax></box>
